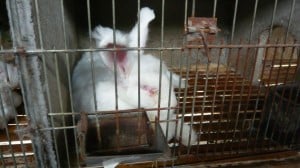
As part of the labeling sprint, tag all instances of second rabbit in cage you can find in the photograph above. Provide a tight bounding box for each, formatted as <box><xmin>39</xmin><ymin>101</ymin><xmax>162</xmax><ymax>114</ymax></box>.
<box><xmin>72</xmin><ymin>7</ymin><xmax>197</xmax><ymax>146</ymax></box>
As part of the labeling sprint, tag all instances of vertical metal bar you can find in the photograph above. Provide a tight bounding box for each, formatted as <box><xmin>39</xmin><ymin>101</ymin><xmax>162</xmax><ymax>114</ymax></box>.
<box><xmin>281</xmin><ymin>82</ymin><xmax>296</xmax><ymax>146</ymax></box>
<box><xmin>224</xmin><ymin>45</ymin><xmax>241</xmax><ymax>153</ymax></box>
<box><xmin>87</xmin><ymin>0</ymin><xmax>97</xmax><ymax>113</ymax></box>
<box><xmin>181</xmin><ymin>49</ymin><xmax>191</xmax><ymax>151</ymax></box>
<box><xmin>39</xmin><ymin>34</ymin><xmax>61</xmax><ymax>168</ymax></box>
<box><xmin>206</xmin><ymin>54</ymin><xmax>217</xmax><ymax>152</ymax></box>
<box><xmin>165</xmin><ymin>50</ymin><xmax>172</xmax><ymax>149</ymax></box>
<box><xmin>6</xmin><ymin>86</ymin><xmax>29</xmax><ymax>166</ymax></box>
<box><xmin>111</xmin><ymin>0</ymin><xmax>121</xmax><ymax>151</ymax></box>
<box><xmin>277</xmin><ymin>44</ymin><xmax>297</xmax><ymax>146</ymax></box>
<box><xmin>188</xmin><ymin>49</ymin><xmax>201</xmax><ymax>154</ymax></box>
<box><xmin>137</xmin><ymin>0</ymin><xmax>141</xmax><ymax>109</ymax></box>
<box><xmin>191</xmin><ymin>48</ymin><xmax>202</xmax><ymax>155</ymax></box>
<box><xmin>195</xmin><ymin>51</ymin><xmax>204</xmax><ymax>156</ymax></box>
<box><xmin>268</xmin><ymin>42</ymin><xmax>296</xmax><ymax>150</ymax></box>
<box><xmin>86</xmin><ymin>0</ymin><xmax>102</xmax><ymax>145</ymax></box>
<box><xmin>290</xmin><ymin>85</ymin><xmax>300</xmax><ymax>147</ymax></box>
<box><xmin>220</xmin><ymin>48</ymin><xmax>233</xmax><ymax>153</ymax></box>
<box><xmin>214</xmin><ymin>40</ymin><xmax>226</xmax><ymax>154</ymax></box>
<box><xmin>59</xmin><ymin>0</ymin><xmax>80</xmax><ymax>165</ymax></box>
<box><xmin>207</xmin><ymin>54</ymin><xmax>217</xmax><ymax>154</ymax></box>
<box><xmin>203</xmin><ymin>57</ymin><xmax>210</xmax><ymax>155</ymax></box>
<box><xmin>285</xmin><ymin>46</ymin><xmax>300</xmax><ymax>147</ymax></box>
<box><xmin>4</xmin><ymin>1</ymin><xmax>36</xmax><ymax>163</ymax></box>
<box><xmin>32</xmin><ymin>2</ymin><xmax>61</xmax><ymax>166</ymax></box>
<box><xmin>213</xmin><ymin>0</ymin><xmax>218</xmax><ymax>18</ymax></box>
<box><xmin>29</xmin><ymin>1</ymin><xmax>63</xmax><ymax>166</ymax></box>
<box><xmin>87</xmin><ymin>0</ymin><xmax>92</xmax><ymax>46</ymax></box>
<box><xmin>289</xmin><ymin>46</ymin><xmax>299</xmax><ymax>81</ymax></box>
<box><xmin>213</xmin><ymin>46</ymin><xmax>224</xmax><ymax>154</ymax></box>
<box><xmin>112</xmin><ymin>0</ymin><xmax>118</xmax><ymax>110</ymax></box>
<box><xmin>184</xmin><ymin>0</ymin><xmax>188</xmax><ymax>29</ymax></box>
<box><xmin>15</xmin><ymin>44</ymin><xmax>44</xmax><ymax>167</ymax></box>
<box><xmin>0</xmin><ymin>146</ymin><xmax>4</xmax><ymax>166</ymax></box>
<box><xmin>247</xmin><ymin>39</ymin><xmax>270</xmax><ymax>151</ymax></box>
<box><xmin>31</xmin><ymin>0</ymin><xmax>60</xmax><ymax>166</ymax></box>
<box><xmin>53</xmin><ymin>50</ymin><xmax>71</xmax><ymax>167</ymax></box>
<box><xmin>238</xmin><ymin>41</ymin><xmax>259</xmax><ymax>152</ymax></box>
<box><xmin>249</xmin><ymin>0</ymin><xmax>259</xmax><ymax>42</ymax></box>
<box><xmin>230</xmin><ymin>0</ymin><xmax>239</xmax><ymax>42</ymax></box>
<box><xmin>184</xmin><ymin>51</ymin><xmax>193</xmax><ymax>152</ymax></box>
<box><xmin>269</xmin><ymin>0</ymin><xmax>278</xmax><ymax>37</ymax></box>
<box><xmin>166</xmin><ymin>49</ymin><xmax>176</xmax><ymax>152</ymax></box>
<box><xmin>0</xmin><ymin>44</ymin><xmax>28</xmax><ymax>165</ymax></box>
<box><xmin>0</xmin><ymin>93</ymin><xmax>17</xmax><ymax>166</ymax></box>
<box><xmin>192</xmin><ymin>0</ymin><xmax>196</xmax><ymax>17</ymax></box>
<box><xmin>284</xmin><ymin>0</ymin><xmax>296</xmax><ymax>43</ymax></box>
<box><xmin>252</xmin><ymin>38</ymin><xmax>272</xmax><ymax>151</ymax></box>
<box><xmin>248</xmin><ymin>86</ymin><xmax>264</xmax><ymax>151</ymax></box>
<box><xmin>257</xmin><ymin>39</ymin><xmax>280</xmax><ymax>150</ymax></box>
<box><xmin>32</xmin><ymin>0</ymin><xmax>43</xmax><ymax>48</ymax></box>
<box><xmin>0</xmin><ymin>57</ymin><xmax>5</xmax><ymax>165</ymax></box>
<box><xmin>157</xmin><ymin>0</ymin><xmax>165</xmax><ymax>137</ymax></box>
<box><xmin>172</xmin><ymin>50</ymin><xmax>185</xmax><ymax>158</ymax></box>
<box><xmin>231</xmin><ymin>45</ymin><xmax>252</xmax><ymax>153</ymax></box>
<box><xmin>136</xmin><ymin>0</ymin><xmax>142</xmax><ymax>146</ymax></box>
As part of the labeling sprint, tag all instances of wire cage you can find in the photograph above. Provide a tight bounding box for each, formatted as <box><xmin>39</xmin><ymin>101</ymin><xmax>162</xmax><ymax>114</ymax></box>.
<box><xmin>0</xmin><ymin>0</ymin><xmax>300</xmax><ymax>167</ymax></box>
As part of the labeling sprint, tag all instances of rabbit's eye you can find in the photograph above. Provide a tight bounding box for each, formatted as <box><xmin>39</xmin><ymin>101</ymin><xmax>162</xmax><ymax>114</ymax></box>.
<box><xmin>141</xmin><ymin>85</ymin><xmax>158</xmax><ymax>96</ymax></box>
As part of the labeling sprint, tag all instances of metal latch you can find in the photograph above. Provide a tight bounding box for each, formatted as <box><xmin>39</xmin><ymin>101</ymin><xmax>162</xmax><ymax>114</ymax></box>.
<box><xmin>185</xmin><ymin>17</ymin><xmax>220</xmax><ymax>43</ymax></box>
<box><xmin>185</xmin><ymin>17</ymin><xmax>220</xmax><ymax>62</ymax></box>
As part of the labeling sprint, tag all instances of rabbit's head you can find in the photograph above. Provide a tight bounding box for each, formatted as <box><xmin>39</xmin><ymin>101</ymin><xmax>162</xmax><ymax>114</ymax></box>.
<box><xmin>92</xmin><ymin>26</ymin><xmax>132</xmax><ymax>79</ymax></box>
<box><xmin>92</xmin><ymin>7</ymin><xmax>155</xmax><ymax>80</ymax></box>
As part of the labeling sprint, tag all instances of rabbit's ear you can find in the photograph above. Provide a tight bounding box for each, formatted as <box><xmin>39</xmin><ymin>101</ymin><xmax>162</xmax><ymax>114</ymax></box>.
<box><xmin>128</xmin><ymin>7</ymin><xmax>155</xmax><ymax>49</ymax></box>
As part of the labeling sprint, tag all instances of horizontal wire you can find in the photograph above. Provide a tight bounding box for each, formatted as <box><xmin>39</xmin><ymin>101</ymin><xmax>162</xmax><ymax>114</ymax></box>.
<box><xmin>0</xmin><ymin>43</ymin><xmax>299</xmax><ymax>55</ymax></box>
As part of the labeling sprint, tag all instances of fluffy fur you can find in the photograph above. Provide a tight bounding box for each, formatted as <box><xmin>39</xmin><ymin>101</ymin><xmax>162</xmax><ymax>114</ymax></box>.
<box><xmin>72</xmin><ymin>7</ymin><xmax>197</xmax><ymax>146</ymax></box>
<box><xmin>0</xmin><ymin>62</ymin><xmax>21</xmax><ymax>129</ymax></box>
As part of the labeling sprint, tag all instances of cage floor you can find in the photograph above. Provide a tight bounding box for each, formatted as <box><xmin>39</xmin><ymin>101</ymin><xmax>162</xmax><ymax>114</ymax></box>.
<box><xmin>168</xmin><ymin>65</ymin><xmax>295</xmax><ymax>164</ymax></box>
<box><xmin>0</xmin><ymin>66</ymin><xmax>298</xmax><ymax>167</ymax></box>
<box><xmin>0</xmin><ymin>115</ymin><xmax>35</xmax><ymax>167</ymax></box>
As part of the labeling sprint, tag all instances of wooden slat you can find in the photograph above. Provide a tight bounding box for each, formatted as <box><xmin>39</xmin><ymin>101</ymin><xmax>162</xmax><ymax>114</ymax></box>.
<box><xmin>0</xmin><ymin>142</ymin><xmax>33</xmax><ymax>154</ymax></box>
<box><xmin>0</xmin><ymin>115</ymin><xmax>34</xmax><ymax>167</ymax></box>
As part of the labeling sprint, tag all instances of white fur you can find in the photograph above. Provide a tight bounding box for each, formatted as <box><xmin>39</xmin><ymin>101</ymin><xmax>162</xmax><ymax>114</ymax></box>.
<box><xmin>0</xmin><ymin>62</ymin><xmax>19</xmax><ymax>89</ymax></box>
<box><xmin>72</xmin><ymin>7</ymin><xmax>197</xmax><ymax>146</ymax></box>
<box><xmin>0</xmin><ymin>88</ymin><xmax>22</xmax><ymax>129</ymax></box>
<box><xmin>0</xmin><ymin>61</ymin><xmax>21</xmax><ymax>129</ymax></box>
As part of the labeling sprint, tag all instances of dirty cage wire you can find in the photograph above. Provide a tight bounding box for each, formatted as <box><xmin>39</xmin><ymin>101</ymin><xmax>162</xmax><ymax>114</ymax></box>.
<box><xmin>0</xmin><ymin>0</ymin><xmax>300</xmax><ymax>167</ymax></box>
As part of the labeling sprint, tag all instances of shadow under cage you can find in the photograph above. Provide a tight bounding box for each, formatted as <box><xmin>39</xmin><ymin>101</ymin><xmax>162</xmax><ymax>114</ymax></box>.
<box><xmin>0</xmin><ymin>0</ymin><xmax>300</xmax><ymax>167</ymax></box>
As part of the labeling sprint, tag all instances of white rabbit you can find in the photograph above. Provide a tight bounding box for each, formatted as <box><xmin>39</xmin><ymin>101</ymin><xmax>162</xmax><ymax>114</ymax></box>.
<box><xmin>72</xmin><ymin>7</ymin><xmax>156</xmax><ymax>112</ymax></box>
<box><xmin>0</xmin><ymin>61</ymin><xmax>21</xmax><ymax>129</ymax></box>
<box><xmin>72</xmin><ymin>7</ymin><xmax>197</xmax><ymax>146</ymax></box>
<box><xmin>91</xmin><ymin>7</ymin><xmax>185</xmax><ymax>88</ymax></box>
<box><xmin>93</xmin><ymin>52</ymin><xmax>197</xmax><ymax>146</ymax></box>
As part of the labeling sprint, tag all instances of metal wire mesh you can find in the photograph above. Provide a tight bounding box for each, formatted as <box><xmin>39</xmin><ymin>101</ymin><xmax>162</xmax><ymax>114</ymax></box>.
<box><xmin>0</xmin><ymin>0</ymin><xmax>299</xmax><ymax>167</ymax></box>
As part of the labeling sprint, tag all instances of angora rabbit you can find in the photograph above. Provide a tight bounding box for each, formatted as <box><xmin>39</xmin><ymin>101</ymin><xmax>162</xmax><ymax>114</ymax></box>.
<box><xmin>72</xmin><ymin>7</ymin><xmax>197</xmax><ymax>146</ymax></box>
<box><xmin>0</xmin><ymin>62</ymin><xmax>22</xmax><ymax>129</ymax></box>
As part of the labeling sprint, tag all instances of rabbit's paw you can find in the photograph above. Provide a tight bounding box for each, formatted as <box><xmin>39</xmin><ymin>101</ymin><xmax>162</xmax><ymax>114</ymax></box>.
<box><xmin>140</xmin><ymin>7</ymin><xmax>155</xmax><ymax>25</ymax></box>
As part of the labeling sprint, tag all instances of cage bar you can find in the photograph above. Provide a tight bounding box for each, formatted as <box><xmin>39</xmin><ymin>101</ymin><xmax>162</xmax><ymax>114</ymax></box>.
<box><xmin>0</xmin><ymin>0</ymin><xmax>299</xmax><ymax>167</ymax></box>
